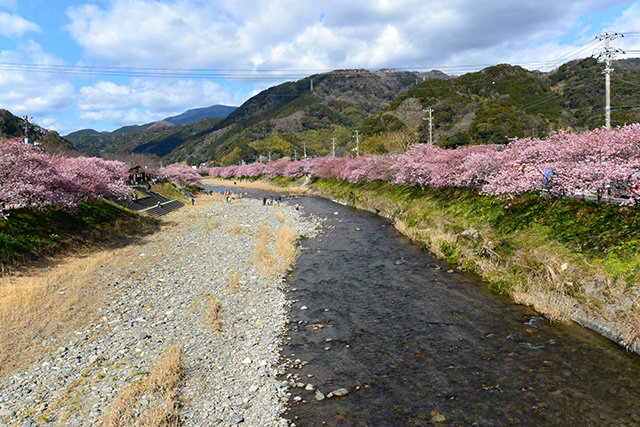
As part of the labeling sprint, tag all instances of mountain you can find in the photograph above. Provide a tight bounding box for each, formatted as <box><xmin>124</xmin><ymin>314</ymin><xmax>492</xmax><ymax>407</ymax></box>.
<box><xmin>361</xmin><ymin>58</ymin><xmax>640</xmax><ymax>148</ymax></box>
<box><xmin>66</xmin><ymin>69</ymin><xmax>446</xmax><ymax>165</ymax></box>
<box><xmin>65</xmin><ymin>58</ymin><xmax>640</xmax><ymax>166</ymax></box>
<box><xmin>65</xmin><ymin>105</ymin><xmax>236</xmax><ymax>158</ymax></box>
<box><xmin>0</xmin><ymin>109</ymin><xmax>79</xmax><ymax>154</ymax></box>
<box><xmin>66</xmin><ymin>117</ymin><xmax>224</xmax><ymax>160</ymax></box>
<box><xmin>163</xmin><ymin>105</ymin><xmax>236</xmax><ymax>125</ymax></box>
<box><xmin>159</xmin><ymin>69</ymin><xmax>448</xmax><ymax>165</ymax></box>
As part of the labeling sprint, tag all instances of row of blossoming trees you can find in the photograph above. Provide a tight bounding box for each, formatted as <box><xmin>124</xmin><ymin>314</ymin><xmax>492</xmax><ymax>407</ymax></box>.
<box><xmin>0</xmin><ymin>137</ymin><xmax>202</xmax><ymax>212</ymax></box>
<box><xmin>202</xmin><ymin>124</ymin><xmax>640</xmax><ymax>205</ymax></box>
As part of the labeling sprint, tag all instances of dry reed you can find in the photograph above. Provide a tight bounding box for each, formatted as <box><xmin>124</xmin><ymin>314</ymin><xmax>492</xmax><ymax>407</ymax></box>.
<box><xmin>227</xmin><ymin>272</ymin><xmax>242</xmax><ymax>293</ymax></box>
<box><xmin>206</xmin><ymin>295</ymin><xmax>222</xmax><ymax>333</ymax></box>
<box><xmin>275</xmin><ymin>222</ymin><xmax>299</xmax><ymax>273</ymax></box>
<box><xmin>254</xmin><ymin>224</ymin><xmax>278</xmax><ymax>277</ymax></box>
<box><xmin>102</xmin><ymin>345</ymin><xmax>183</xmax><ymax>427</ymax></box>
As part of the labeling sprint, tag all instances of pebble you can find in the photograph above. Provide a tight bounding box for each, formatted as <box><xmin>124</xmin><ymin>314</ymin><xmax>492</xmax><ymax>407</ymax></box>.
<box><xmin>0</xmin><ymin>198</ymin><xmax>320</xmax><ymax>427</ymax></box>
<box><xmin>327</xmin><ymin>388</ymin><xmax>349</xmax><ymax>398</ymax></box>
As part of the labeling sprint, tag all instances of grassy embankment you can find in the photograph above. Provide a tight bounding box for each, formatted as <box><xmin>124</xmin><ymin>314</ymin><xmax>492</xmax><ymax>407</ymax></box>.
<box><xmin>0</xmin><ymin>199</ymin><xmax>158</xmax><ymax>265</ymax></box>
<box><xmin>309</xmin><ymin>179</ymin><xmax>640</xmax><ymax>348</ymax></box>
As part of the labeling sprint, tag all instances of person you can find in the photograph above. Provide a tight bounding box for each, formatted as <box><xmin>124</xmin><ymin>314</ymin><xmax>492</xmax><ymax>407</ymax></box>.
<box><xmin>263</xmin><ymin>197</ymin><xmax>267</xmax><ymax>206</ymax></box>
<box><xmin>191</xmin><ymin>197</ymin><xmax>195</xmax><ymax>205</ymax></box>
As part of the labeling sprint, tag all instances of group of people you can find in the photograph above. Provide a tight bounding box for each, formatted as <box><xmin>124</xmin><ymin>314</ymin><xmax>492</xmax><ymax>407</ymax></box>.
<box><xmin>223</xmin><ymin>190</ymin><xmax>236</xmax><ymax>203</ymax></box>
<box><xmin>262</xmin><ymin>196</ymin><xmax>282</xmax><ymax>206</ymax></box>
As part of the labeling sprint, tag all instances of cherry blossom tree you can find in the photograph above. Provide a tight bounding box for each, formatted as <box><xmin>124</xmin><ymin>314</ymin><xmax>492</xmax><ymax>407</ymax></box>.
<box><xmin>157</xmin><ymin>163</ymin><xmax>203</xmax><ymax>186</ymax></box>
<box><xmin>0</xmin><ymin>138</ymin><xmax>130</xmax><ymax>210</ymax></box>
<box><xmin>182</xmin><ymin>124</ymin><xmax>640</xmax><ymax>206</ymax></box>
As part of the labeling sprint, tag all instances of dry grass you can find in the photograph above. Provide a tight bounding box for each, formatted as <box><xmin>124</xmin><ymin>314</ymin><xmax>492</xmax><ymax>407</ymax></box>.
<box><xmin>275</xmin><ymin>222</ymin><xmax>299</xmax><ymax>273</ymax></box>
<box><xmin>227</xmin><ymin>272</ymin><xmax>242</xmax><ymax>293</ymax></box>
<box><xmin>206</xmin><ymin>295</ymin><xmax>222</xmax><ymax>333</ymax></box>
<box><xmin>0</xmin><ymin>250</ymin><xmax>119</xmax><ymax>375</ymax></box>
<box><xmin>275</xmin><ymin>212</ymin><xmax>285</xmax><ymax>222</ymax></box>
<box><xmin>228</xmin><ymin>225</ymin><xmax>244</xmax><ymax>235</ymax></box>
<box><xmin>254</xmin><ymin>224</ymin><xmax>278</xmax><ymax>277</ymax></box>
<box><xmin>203</xmin><ymin>178</ymin><xmax>308</xmax><ymax>195</ymax></box>
<box><xmin>253</xmin><ymin>221</ymin><xmax>299</xmax><ymax>278</ymax></box>
<box><xmin>511</xmin><ymin>286</ymin><xmax>573</xmax><ymax>323</ymax></box>
<box><xmin>102</xmin><ymin>345</ymin><xmax>183</xmax><ymax>427</ymax></box>
<box><xmin>205</xmin><ymin>218</ymin><xmax>219</xmax><ymax>232</ymax></box>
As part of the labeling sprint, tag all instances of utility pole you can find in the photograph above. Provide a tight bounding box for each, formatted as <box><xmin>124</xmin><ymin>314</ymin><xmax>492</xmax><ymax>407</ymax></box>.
<box><xmin>294</xmin><ymin>149</ymin><xmax>297</xmax><ymax>162</ymax></box>
<box><xmin>23</xmin><ymin>115</ymin><xmax>33</xmax><ymax>144</ymax></box>
<box><xmin>268</xmin><ymin>151</ymin><xmax>272</xmax><ymax>162</ymax></box>
<box><xmin>331</xmin><ymin>138</ymin><xmax>336</xmax><ymax>157</ymax></box>
<box><xmin>353</xmin><ymin>130</ymin><xmax>359</xmax><ymax>157</ymax></box>
<box><xmin>303</xmin><ymin>141</ymin><xmax>307</xmax><ymax>159</ymax></box>
<box><xmin>596</xmin><ymin>32</ymin><xmax>624</xmax><ymax>130</ymax></box>
<box><xmin>423</xmin><ymin>108</ymin><xmax>434</xmax><ymax>144</ymax></box>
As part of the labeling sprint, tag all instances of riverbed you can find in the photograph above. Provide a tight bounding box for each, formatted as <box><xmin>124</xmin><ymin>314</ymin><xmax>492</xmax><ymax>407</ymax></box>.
<box><xmin>282</xmin><ymin>195</ymin><xmax>640</xmax><ymax>426</ymax></box>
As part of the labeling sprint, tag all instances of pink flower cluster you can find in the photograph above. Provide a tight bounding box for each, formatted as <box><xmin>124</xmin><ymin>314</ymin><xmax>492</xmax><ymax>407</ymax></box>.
<box><xmin>203</xmin><ymin>124</ymin><xmax>640</xmax><ymax>205</ymax></box>
<box><xmin>157</xmin><ymin>163</ymin><xmax>203</xmax><ymax>187</ymax></box>
<box><xmin>0</xmin><ymin>138</ymin><xmax>130</xmax><ymax>210</ymax></box>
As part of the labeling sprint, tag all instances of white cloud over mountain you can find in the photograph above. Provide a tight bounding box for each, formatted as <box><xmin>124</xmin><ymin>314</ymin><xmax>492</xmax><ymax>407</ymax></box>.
<box><xmin>0</xmin><ymin>0</ymin><xmax>638</xmax><ymax>133</ymax></box>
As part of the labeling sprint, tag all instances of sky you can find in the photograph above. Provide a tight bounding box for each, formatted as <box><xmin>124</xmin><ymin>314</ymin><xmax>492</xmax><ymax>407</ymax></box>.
<box><xmin>1</xmin><ymin>0</ymin><xmax>640</xmax><ymax>135</ymax></box>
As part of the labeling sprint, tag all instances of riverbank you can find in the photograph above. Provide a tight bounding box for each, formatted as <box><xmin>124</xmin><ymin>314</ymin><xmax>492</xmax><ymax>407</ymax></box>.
<box><xmin>0</xmin><ymin>195</ymin><xmax>319</xmax><ymax>426</ymax></box>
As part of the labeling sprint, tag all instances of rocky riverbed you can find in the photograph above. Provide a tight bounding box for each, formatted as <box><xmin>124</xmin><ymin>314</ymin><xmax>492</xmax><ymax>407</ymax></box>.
<box><xmin>0</xmin><ymin>197</ymin><xmax>320</xmax><ymax>426</ymax></box>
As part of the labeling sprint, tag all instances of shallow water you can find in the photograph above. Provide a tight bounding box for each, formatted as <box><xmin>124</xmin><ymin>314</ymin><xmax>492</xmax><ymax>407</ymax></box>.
<box><xmin>281</xmin><ymin>196</ymin><xmax>640</xmax><ymax>426</ymax></box>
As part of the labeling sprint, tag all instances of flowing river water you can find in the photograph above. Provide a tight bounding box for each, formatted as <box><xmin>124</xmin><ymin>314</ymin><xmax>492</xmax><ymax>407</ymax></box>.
<box><xmin>207</xmin><ymin>186</ymin><xmax>640</xmax><ymax>426</ymax></box>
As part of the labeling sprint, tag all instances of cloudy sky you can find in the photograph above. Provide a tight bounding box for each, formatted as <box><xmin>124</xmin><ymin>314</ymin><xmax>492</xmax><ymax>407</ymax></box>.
<box><xmin>1</xmin><ymin>0</ymin><xmax>639</xmax><ymax>135</ymax></box>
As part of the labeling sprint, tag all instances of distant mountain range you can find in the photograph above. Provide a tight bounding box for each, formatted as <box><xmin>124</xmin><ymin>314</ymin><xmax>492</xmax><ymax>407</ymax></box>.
<box><xmin>8</xmin><ymin>58</ymin><xmax>640</xmax><ymax>166</ymax></box>
<box><xmin>64</xmin><ymin>104</ymin><xmax>237</xmax><ymax>158</ymax></box>
<box><xmin>163</xmin><ymin>105</ymin><xmax>236</xmax><ymax>125</ymax></box>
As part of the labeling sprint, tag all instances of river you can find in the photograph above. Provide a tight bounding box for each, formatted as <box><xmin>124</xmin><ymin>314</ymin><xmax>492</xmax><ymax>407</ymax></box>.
<box><xmin>283</xmin><ymin>195</ymin><xmax>640</xmax><ymax>426</ymax></box>
<box><xmin>205</xmin><ymin>185</ymin><xmax>640</xmax><ymax>426</ymax></box>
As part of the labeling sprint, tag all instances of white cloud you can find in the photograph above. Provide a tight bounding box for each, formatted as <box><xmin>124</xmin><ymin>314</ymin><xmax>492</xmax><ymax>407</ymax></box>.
<box><xmin>610</xmin><ymin>3</ymin><xmax>640</xmax><ymax>55</ymax></box>
<box><xmin>0</xmin><ymin>11</ymin><xmax>40</xmax><ymax>37</ymax></box>
<box><xmin>76</xmin><ymin>78</ymin><xmax>247</xmax><ymax>127</ymax></box>
<box><xmin>3</xmin><ymin>0</ymin><xmax>633</xmax><ymax>134</ymax></box>
<box><xmin>0</xmin><ymin>43</ymin><xmax>75</xmax><ymax>116</ymax></box>
<box><xmin>64</xmin><ymin>0</ymin><xmax>637</xmax><ymax>75</ymax></box>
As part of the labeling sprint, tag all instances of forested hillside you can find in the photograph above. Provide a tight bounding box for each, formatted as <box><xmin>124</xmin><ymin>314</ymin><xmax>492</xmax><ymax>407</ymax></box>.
<box><xmin>64</xmin><ymin>58</ymin><xmax>640</xmax><ymax>166</ymax></box>
<box><xmin>0</xmin><ymin>110</ymin><xmax>79</xmax><ymax>154</ymax></box>
<box><xmin>67</xmin><ymin>117</ymin><xmax>224</xmax><ymax>160</ymax></box>
<box><xmin>363</xmin><ymin>58</ymin><xmax>640</xmax><ymax>148</ymax></box>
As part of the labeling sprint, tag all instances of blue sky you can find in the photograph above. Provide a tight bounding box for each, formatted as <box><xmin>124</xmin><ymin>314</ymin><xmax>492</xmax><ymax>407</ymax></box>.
<box><xmin>1</xmin><ymin>0</ymin><xmax>639</xmax><ymax>135</ymax></box>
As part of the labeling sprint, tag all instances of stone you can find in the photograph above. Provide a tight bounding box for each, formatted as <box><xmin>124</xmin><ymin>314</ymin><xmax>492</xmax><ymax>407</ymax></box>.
<box><xmin>0</xmin><ymin>408</ymin><xmax>16</xmax><ymax>417</ymax></box>
<box><xmin>327</xmin><ymin>388</ymin><xmax>349</xmax><ymax>398</ymax></box>
<box><xmin>314</xmin><ymin>391</ymin><xmax>325</xmax><ymax>401</ymax></box>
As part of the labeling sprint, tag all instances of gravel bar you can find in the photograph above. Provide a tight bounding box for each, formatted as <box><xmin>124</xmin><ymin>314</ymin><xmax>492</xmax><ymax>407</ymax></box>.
<box><xmin>0</xmin><ymin>197</ymin><xmax>320</xmax><ymax>426</ymax></box>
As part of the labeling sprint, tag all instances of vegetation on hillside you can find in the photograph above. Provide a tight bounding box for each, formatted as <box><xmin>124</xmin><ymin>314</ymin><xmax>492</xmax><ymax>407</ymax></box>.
<box><xmin>362</xmin><ymin>58</ymin><xmax>640</xmax><ymax>148</ymax></box>
<box><xmin>0</xmin><ymin>199</ymin><xmax>157</xmax><ymax>264</ymax></box>
<box><xmin>0</xmin><ymin>109</ymin><xmax>79</xmax><ymax>154</ymax></box>
<box><xmin>61</xmin><ymin>58</ymin><xmax>640</xmax><ymax>168</ymax></box>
